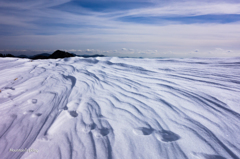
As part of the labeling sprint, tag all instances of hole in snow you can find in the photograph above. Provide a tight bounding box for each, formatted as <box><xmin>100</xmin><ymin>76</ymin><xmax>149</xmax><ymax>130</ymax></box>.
<box><xmin>69</xmin><ymin>111</ymin><xmax>78</xmax><ymax>117</ymax></box>
<box><xmin>155</xmin><ymin>130</ymin><xmax>180</xmax><ymax>142</ymax></box>
<box><xmin>133</xmin><ymin>127</ymin><xmax>154</xmax><ymax>136</ymax></box>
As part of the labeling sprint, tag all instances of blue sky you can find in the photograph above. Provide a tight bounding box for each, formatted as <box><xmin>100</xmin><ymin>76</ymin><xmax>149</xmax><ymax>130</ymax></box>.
<box><xmin>0</xmin><ymin>0</ymin><xmax>240</xmax><ymax>57</ymax></box>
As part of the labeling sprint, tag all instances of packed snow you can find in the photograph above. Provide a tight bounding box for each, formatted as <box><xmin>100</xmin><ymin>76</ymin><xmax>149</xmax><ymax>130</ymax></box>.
<box><xmin>0</xmin><ymin>57</ymin><xmax>240</xmax><ymax>159</ymax></box>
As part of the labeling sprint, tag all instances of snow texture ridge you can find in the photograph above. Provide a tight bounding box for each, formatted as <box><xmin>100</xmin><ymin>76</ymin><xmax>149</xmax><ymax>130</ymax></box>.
<box><xmin>0</xmin><ymin>57</ymin><xmax>240</xmax><ymax>159</ymax></box>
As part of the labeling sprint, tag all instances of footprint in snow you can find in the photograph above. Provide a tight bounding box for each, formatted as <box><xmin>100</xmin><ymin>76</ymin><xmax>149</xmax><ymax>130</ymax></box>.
<box><xmin>31</xmin><ymin>113</ymin><xmax>42</xmax><ymax>118</ymax></box>
<box><xmin>24</xmin><ymin>110</ymin><xmax>42</xmax><ymax>117</ymax></box>
<box><xmin>154</xmin><ymin>130</ymin><xmax>180</xmax><ymax>142</ymax></box>
<box><xmin>82</xmin><ymin>123</ymin><xmax>96</xmax><ymax>133</ymax></box>
<box><xmin>133</xmin><ymin>127</ymin><xmax>154</xmax><ymax>136</ymax></box>
<box><xmin>69</xmin><ymin>110</ymin><xmax>78</xmax><ymax>117</ymax></box>
<box><xmin>23</xmin><ymin>110</ymin><xmax>34</xmax><ymax>114</ymax></box>
<box><xmin>27</xmin><ymin>99</ymin><xmax>37</xmax><ymax>104</ymax></box>
<box><xmin>35</xmin><ymin>113</ymin><xmax>42</xmax><ymax>117</ymax></box>
<box><xmin>4</xmin><ymin>87</ymin><xmax>15</xmax><ymax>90</ymax></box>
<box><xmin>92</xmin><ymin>128</ymin><xmax>110</xmax><ymax>138</ymax></box>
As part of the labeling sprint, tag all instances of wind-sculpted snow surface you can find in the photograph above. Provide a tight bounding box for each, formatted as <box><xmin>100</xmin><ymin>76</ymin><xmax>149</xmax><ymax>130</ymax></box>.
<box><xmin>0</xmin><ymin>57</ymin><xmax>240</xmax><ymax>159</ymax></box>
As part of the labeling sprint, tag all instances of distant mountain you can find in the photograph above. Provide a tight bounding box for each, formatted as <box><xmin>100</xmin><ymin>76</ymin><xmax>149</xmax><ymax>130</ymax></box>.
<box><xmin>17</xmin><ymin>55</ymin><xmax>29</xmax><ymax>58</ymax></box>
<box><xmin>0</xmin><ymin>53</ymin><xmax>15</xmax><ymax>57</ymax></box>
<box><xmin>48</xmin><ymin>50</ymin><xmax>75</xmax><ymax>59</ymax></box>
<box><xmin>30</xmin><ymin>53</ymin><xmax>51</xmax><ymax>59</ymax></box>
<box><xmin>0</xmin><ymin>50</ymin><xmax>105</xmax><ymax>59</ymax></box>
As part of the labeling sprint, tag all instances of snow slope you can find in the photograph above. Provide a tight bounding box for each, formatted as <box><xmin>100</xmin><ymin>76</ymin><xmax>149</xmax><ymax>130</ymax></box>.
<box><xmin>0</xmin><ymin>57</ymin><xmax>240</xmax><ymax>159</ymax></box>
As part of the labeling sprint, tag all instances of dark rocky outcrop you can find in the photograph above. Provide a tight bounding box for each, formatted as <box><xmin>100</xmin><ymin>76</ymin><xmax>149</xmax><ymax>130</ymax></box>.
<box><xmin>48</xmin><ymin>50</ymin><xmax>75</xmax><ymax>59</ymax></box>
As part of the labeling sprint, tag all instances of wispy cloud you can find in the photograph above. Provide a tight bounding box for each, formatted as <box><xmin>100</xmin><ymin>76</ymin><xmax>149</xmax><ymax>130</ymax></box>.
<box><xmin>0</xmin><ymin>0</ymin><xmax>70</xmax><ymax>9</ymax></box>
<box><xmin>0</xmin><ymin>0</ymin><xmax>240</xmax><ymax>57</ymax></box>
<box><xmin>111</xmin><ymin>2</ymin><xmax>240</xmax><ymax>18</ymax></box>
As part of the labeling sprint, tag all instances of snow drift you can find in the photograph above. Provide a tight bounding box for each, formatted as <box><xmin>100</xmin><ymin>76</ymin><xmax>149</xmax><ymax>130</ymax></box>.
<box><xmin>0</xmin><ymin>57</ymin><xmax>240</xmax><ymax>159</ymax></box>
